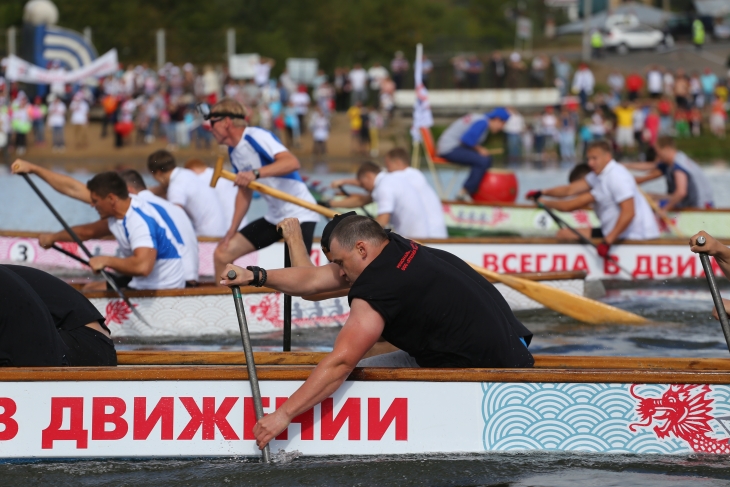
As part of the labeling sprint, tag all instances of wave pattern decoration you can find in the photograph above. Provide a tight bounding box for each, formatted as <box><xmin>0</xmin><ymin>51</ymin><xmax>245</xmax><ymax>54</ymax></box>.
<box><xmin>481</xmin><ymin>383</ymin><xmax>730</xmax><ymax>453</ymax></box>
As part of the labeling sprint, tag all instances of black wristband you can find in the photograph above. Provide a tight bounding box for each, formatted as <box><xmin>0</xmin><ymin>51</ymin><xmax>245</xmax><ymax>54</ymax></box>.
<box><xmin>245</xmin><ymin>266</ymin><xmax>267</xmax><ymax>287</ymax></box>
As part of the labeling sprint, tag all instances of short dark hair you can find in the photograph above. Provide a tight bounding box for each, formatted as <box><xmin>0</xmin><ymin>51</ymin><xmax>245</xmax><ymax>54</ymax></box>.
<box><xmin>587</xmin><ymin>139</ymin><xmax>612</xmax><ymax>155</ymax></box>
<box><xmin>385</xmin><ymin>147</ymin><xmax>409</xmax><ymax>163</ymax></box>
<box><xmin>656</xmin><ymin>135</ymin><xmax>676</xmax><ymax>149</ymax></box>
<box><xmin>569</xmin><ymin>163</ymin><xmax>591</xmax><ymax>183</ymax></box>
<box><xmin>87</xmin><ymin>172</ymin><xmax>129</xmax><ymax>199</ymax></box>
<box><xmin>330</xmin><ymin>215</ymin><xmax>388</xmax><ymax>251</ymax></box>
<box><xmin>119</xmin><ymin>169</ymin><xmax>147</xmax><ymax>191</ymax></box>
<box><xmin>356</xmin><ymin>161</ymin><xmax>381</xmax><ymax>179</ymax></box>
<box><xmin>147</xmin><ymin>150</ymin><xmax>177</xmax><ymax>173</ymax></box>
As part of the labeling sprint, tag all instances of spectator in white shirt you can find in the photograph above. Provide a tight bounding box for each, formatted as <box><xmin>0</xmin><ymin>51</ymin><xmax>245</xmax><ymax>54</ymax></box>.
<box><xmin>646</xmin><ymin>65</ymin><xmax>663</xmax><ymax>99</ymax></box>
<box><xmin>47</xmin><ymin>95</ymin><xmax>66</xmax><ymax>151</ymax></box>
<box><xmin>348</xmin><ymin>63</ymin><xmax>368</xmax><ymax>105</ymax></box>
<box><xmin>148</xmin><ymin>150</ymin><xmax>228</xmax><ymax>237</ymax></box>
<box><xmin>309</xmin><ymin>106</ymin><xmax>330</xmax><ymax>158</ymax></box>
<box><xmin>572</xmin><ymin>63</ymin><xmax>595</xmax><ymax>111</ymax></box>
<box><xmin>69</xmin><ymin>92</ymin><xmax>89</xmax><ymax>150</ymax></box>
<box><xmin>254</xmin><ymin>57</ymin><xmax>276</xmax><ymax>87</ymax></box>
<box><xmin>289</xmin><ymin>85</ymin><xmax>311</xmax><ymax>134</ymax></box>
<box><xmin>367</xmin><ymin>62</ymin><xmax>389</xmax><ymax>102</ymax></box>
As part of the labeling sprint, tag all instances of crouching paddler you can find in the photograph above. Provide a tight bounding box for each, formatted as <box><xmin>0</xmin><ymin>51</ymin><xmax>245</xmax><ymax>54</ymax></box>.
<box><xmin>219</xmin><ymin>214</ymin><xmax>533</xmax><ymax>450</ymax></box>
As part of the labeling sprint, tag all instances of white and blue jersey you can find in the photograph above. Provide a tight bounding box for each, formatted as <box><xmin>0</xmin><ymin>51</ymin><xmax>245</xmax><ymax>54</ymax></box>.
<box><xmin>229</xmin><ymin>127</ymin><xmax>320</xmax><ymax>224</ymax></box>
<box><xmin>137</xmin><ymin>190</ymin><xmax>199</xmax><ymax>282</ymax></box>
<box><xmin>107</xmin><ymin>196</ymin><xmax>185</xmax><ymax>289</ymax></box>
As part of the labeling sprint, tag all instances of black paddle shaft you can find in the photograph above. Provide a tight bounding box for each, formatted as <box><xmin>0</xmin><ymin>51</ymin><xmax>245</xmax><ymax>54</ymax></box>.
<box><xmin>697</xmin><ymin>236</ymin><xmax>730</xmax><ymax>353</ymax></box>
<box><xmin>283</xmin><ymin>243</ymin><xmax>292</xmax><ymax>352</ymax></box>
<box><xmin>21</xmin><ymin>173</ymin><xmax>152</xmax><ymax>328</ymax></box>
<box><xmin>227</xmin><ymin>270</ymin><xmax>271</xmax><ymax>463</ymax></box>
<box><xmin>535</xmin><ymin>199</ymin><xmax>633</xmax><ymax>278</ymax></box>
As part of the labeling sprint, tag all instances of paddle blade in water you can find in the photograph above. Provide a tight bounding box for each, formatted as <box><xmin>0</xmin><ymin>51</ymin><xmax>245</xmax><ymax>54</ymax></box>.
<box><xmin>469</xmin><ymin>263</ymin><xmax>649</xmax><ymax>325</ymax></box>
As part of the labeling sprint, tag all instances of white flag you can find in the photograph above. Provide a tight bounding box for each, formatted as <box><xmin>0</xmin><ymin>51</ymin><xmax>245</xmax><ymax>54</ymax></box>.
<box><xmin>5</xmin><ymin>49</ymin><xmax>119</xmax><ymax>85</ymax></box>
<box><xmin>411</xmin><ymin>43</ymin><xmax>433</xmax><ymax>141</ymax></box>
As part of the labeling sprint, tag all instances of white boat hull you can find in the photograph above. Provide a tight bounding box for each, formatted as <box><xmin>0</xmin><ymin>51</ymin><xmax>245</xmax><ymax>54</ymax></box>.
<box><xmin>2</xmin><ymin>378</ymin><xmax>728</xmax><ymax>458</ymax></box>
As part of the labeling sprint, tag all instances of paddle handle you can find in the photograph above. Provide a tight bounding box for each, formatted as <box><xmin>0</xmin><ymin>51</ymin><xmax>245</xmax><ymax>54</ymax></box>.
<box><xmin>697</xmin><ymin>237</ymin><xmax>730</xmax><ymax>353</ymax></box>
<box><xmin>639</xmin><ymin>188</ymin><xmax>683</xmax><ymax>237</ymax></box>
<box><xmin>217</xmin><ymin>169</ymin><xmax>338</xmax><ymax>219</ymax></box>
<box><xmin>228</xmin><ymin>270</ymin><xmax>271</xmax><ymax>463</ymax></box>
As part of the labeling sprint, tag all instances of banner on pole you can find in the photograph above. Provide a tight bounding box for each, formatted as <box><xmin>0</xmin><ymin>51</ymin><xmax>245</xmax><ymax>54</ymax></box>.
<box><xmin>411</xmin><ymin>43</ymin><xmax>433</xmax><ymax>142</ymax></box>
<box><xmin>5</xmin><ymin>49</ymin><xmax>118</xmax><ymax>85</ymax></box>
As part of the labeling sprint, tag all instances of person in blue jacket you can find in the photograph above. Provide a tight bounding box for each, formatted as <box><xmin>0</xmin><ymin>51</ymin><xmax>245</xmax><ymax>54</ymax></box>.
<box><xmin>436</xmin><ymin>107</ymin><xmax>510</xmax><ymax>201</ymax></box>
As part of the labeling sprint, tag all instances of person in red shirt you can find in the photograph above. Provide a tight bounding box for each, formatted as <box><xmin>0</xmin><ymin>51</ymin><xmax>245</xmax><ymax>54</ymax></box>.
<box><xmin>625</xmin><ymin>72</ymin><xmax>644</xmax><ymax>101</ymax></box>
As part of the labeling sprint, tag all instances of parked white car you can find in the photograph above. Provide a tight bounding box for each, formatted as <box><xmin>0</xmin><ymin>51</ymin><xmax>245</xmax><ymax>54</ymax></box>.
<box><xmin>603</xmin><ymin>23</ymin><xmax>669</xmax><ymax>54</ymax></box>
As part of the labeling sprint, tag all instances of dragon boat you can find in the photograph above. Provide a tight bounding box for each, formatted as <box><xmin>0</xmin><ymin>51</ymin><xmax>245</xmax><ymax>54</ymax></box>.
<box><xmin>1</xmin><ymin>352</ymin><xmax>730</xmax><ymax>458</ymax></box>
<box><xmin>1</xmin><ymin>231</ymin><xmax>723</xmax><ymax>281</ymax></box>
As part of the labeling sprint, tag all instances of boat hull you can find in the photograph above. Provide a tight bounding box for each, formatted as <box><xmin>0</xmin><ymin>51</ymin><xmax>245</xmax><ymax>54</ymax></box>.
<box><xmin>1</xmin><ymin>231</ymin><xmax>717</xmax><ymax>281</ymax></box>
<box><xmin>2</xmin><ymin>371</ymin><xmax>729</xmax><ymax>458</ymax></box>
<box><xmin>85</xmin><ymin>274</ymin><xmax>585</xmax><ymax>337</ymax></box>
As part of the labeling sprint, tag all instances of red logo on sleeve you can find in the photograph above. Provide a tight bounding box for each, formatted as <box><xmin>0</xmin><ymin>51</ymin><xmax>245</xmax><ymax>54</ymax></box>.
<box><xmin>396</xmin><ymin>242</ymin><xmax>419</xmax><ymax>271</ymax></box>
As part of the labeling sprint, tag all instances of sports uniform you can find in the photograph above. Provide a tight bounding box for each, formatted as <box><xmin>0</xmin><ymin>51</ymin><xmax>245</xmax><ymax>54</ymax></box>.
<box><xmin>106</xmin><ymin>196</ymin><xmax>185</xmax><ymax>290</ymax></box>
<box><xmin>167</xmin><ymin>167</ymin><xmax>227</xmax><ymax>237</ymax></box>
<box><xmin>228</xmin><ymin>127</ymin><xmax>320</xmax><ymax>250</ymax></box>
<box><xmin>136</xmin><ymin>189</ymin><xmax>199</xmax><ymax>282</ymax></box>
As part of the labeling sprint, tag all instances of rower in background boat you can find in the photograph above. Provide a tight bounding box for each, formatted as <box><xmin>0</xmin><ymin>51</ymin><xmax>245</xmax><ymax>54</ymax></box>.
<box><xmin>527</xmin><ymin>139</ymin><xmax>660</xmax><ymax>259</ymax></box>
<box><xmin>203</xmin><ymin>98</ymin><xmax>321</xmax><ymax>282</ymax></box>
<box><xmin>2</xmin><ymin>265</ymin><xmax>117</xmax><ymax>366</ymax></box>
<box><xmin>33</xmin><ymin>172</ymin><xmax>185</xmax><ymax>291</ymax></box>
<box><xmin>10</xmin><ymin>160</ymin><xmax>199</xmax><ymax>287</ymax></box>
<box><xmin>220</xmin><ymin>214</ymin><xmax>534</xmax><ymax>450</ymax></box>
<box><xmin>184</xmin><ymin>158</ymin><xmax>247</xmax><ymax>232</ymax></box>
<box><xmin>624</xmin><ymin>135</ymin><xmax>714</xmax><ymax>213</ymax></box>
<box><xmin>331</xmin><ymin>148</ymin><xmax>447</xmax><ymax>238</ymax></box>
<box><xmin>147</xmin><ymin>150</ymin><xmax>228</xmax><ymax>238</ymax></box>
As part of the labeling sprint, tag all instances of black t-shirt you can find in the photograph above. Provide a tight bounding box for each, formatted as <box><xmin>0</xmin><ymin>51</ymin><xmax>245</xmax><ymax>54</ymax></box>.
<box><xmin>348</xmin><ymin>233</ymin><xmax>534</xmax><ymax>368</ymax></box>
<box><xmin>5</xmin><ymin>265</ymin><xmax>106</xmax><ymax>332</ymax></box>
<box><xmin>0</xmin><ymin>266</ymin><xmax>67</xmax><ymax>366</ymax></box>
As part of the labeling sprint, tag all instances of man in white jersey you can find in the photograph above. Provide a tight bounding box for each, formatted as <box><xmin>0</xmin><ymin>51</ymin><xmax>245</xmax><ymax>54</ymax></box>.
<box><xmin>526</xmin><ymin>140</ymin><xmax>659</xmax><ymax>258</ymax></box>
<box><xmin>202</xmin><ymin>99</ymin><xmax>321</xmax><ymax>280</ymax></box>
<box><xmin>184</xmin><ymin>158</ymin><xmax>246</xmax><ymax>231</ymax></box>
<box><xmin>332</xmin><ymin>157</ymin><xmax>447</xmax><ymax>239</ymax></box>
<box><xmin>118</xmin><ymin>170</ymin><xmax>199</xmax><ymax>285</ymax></box>
<box><xmin>11</xmin><ymin>161</ymin><xmax>197</xmax><ymax>287</ymax></box>
<box><xmin>331</xmin><ymin>148</ymin><xmax>448</xmax><ymax>238</ymax></box>
<box><xmin>35</xmin><ymin>172</ymin><xmax>185</xmax><ymax>290</ymax></box>
<box><xmin>147</xmin><ymin>150</ymin><xmax>227</xmax><ymax>237</ymax></box>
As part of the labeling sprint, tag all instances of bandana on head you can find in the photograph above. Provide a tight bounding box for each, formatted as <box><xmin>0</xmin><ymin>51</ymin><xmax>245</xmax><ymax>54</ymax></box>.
<box><xmin>320</xmin><ymin>211</ymin><xmax>358</xmax><ymax>252</ymax></box>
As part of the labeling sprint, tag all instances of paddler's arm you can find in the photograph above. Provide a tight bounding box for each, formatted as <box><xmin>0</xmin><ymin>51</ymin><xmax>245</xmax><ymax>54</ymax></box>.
<box><xmin>88</xmin><ymin>247</ymin><xmax>157</xmax><ymax>276</ymax></box>
<box><xmin>219</xmin><ymin>187</ymin><xmax>252</xmax><ymax>251</ymax></box>
<box><xmin>541</xmin><ymin>178</ymin><xmax>590</xmax><ymax>198</ymax></box>
<box><xmin>252</xmin><ymin>298</ymin><xmax>384</xmax><ymax>449</ymax></box>
<box><xmin>233</xmin><ymin>151</ymin><xmax>301</xmax><ymax>188</ymax></box>
<box><xmin>690</xmin><ymin>231</ymin><xmax>730</xmax><ymax>280</ymax></box>
<box><xmin>539</xmin><ymin>191</ymin><xmax>595</xmax><ymax>213</ymax></box>
<box><xmin>604</xmin><ymin>198</ymin><xmax>634</xmax><ymax>245</ymax></box>
<box><xmin>634</xmin><ymin>168</ymin><xmax>663</xmax><ymax>185</ymax></box>
<box><xmin>661</xmin><ymin>170</ymin><xmax>688</xmax><ymax>212</ymax></box>
<box><xmin>11</xmin><ymin>159</ymin><xmax>91</xmax><ymax>203</ymax></box>
<box><xmin>221</xmin><ymin>262</ymin><xmax>349</xmax><ymax>296</ymax></box>
<box><xmin>277</xmin><ymin>217</ymin><xmax>314</xmax><ymax>267</ymax></box>
<box><xmin>375</xmin><ymin>213</ymin><xmax>390</xmax><ymax>227</ymax></box>
<box><xmin>38</xmin><ymin>219</ymin><xmax>111</xmax><ymax>248</ymax></box>
<box><xmin>330</xmin><ymin>193</ymin><xmax>373</xmax><ymax>208</ymax></box>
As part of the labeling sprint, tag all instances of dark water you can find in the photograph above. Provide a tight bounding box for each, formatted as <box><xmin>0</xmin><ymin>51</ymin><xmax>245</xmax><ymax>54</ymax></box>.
<box><xmin>11</xmin><ymin>282</ymin><xmax>730</xmax><ymax>486</ymax></box>
<box><xmin>2</xmin><ymin>452</ymin><xmax>730</xmax><ymax>486</ymax></box>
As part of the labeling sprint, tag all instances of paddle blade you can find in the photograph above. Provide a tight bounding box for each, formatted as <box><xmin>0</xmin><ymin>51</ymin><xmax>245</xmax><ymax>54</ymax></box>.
<box><xmin>469</xmin><ymin>263</ymin><xmax>648</xmax><ymax>325</ymax></box>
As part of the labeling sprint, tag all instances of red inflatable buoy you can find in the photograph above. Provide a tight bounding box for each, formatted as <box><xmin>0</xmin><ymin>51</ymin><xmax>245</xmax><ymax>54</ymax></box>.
<box><xmin>472</xmin><ymin>169</ymin><xmax>518</xmax><ymax>203</ymax></box>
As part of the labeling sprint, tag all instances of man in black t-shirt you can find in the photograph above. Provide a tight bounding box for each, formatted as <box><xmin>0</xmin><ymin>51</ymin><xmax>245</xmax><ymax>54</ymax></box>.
<box><xmin>3</xmin><ymin>266</ymin><xmax>117</xmax><ymax>366</ymax></box>
<box><xmin>0</xmin><ymin>266</ymin><xmax>67</xmax><ymax>366</ymax></box>
<box><xmin>220</xmin><ymin>214</ymin><xmax>533</xmax><ymax>450</ymax></box>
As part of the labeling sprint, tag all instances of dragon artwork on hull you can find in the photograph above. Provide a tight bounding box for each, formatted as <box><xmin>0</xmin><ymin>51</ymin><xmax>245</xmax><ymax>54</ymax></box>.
<box><xmin>630</xmin><ymin>384</ymin><xmax>730</xmax><ymax>454</ymax></box>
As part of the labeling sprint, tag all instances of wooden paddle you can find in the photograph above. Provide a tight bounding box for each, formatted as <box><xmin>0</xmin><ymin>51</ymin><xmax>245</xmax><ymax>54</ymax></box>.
<box><xmin>210</xmin><ymin>159</ymin><xmax>648</xmax><ymax>325</ymax></box>
<box><xmin>639</xmin><ymin>188</ymin><xmax>683</xmax><ymax>237</ymax></box>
